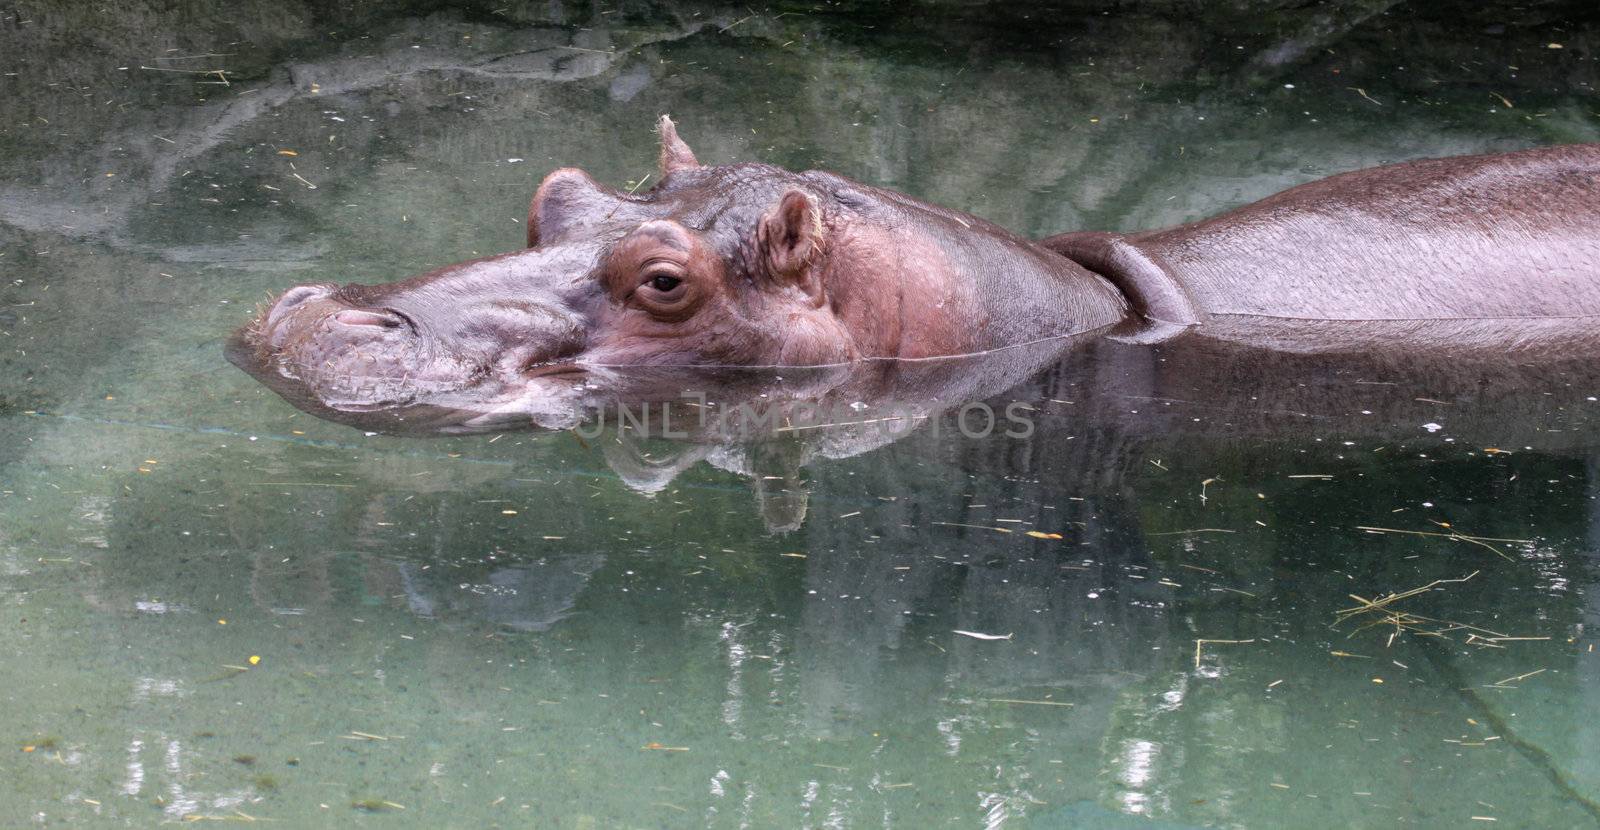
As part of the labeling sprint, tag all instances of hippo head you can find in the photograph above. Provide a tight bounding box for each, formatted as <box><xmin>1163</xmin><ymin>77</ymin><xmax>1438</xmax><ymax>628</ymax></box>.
<box><xmin>229</xmin><ymin>116</ymin><xmax>1124</xmax><ymax>433</ymax></box>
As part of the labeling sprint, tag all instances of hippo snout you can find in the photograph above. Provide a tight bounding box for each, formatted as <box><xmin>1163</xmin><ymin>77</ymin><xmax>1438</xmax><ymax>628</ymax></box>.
<box><xmin>239</xmin><ymin>272</ymin><xmax>598</xmax><ymax>418</ymax></box>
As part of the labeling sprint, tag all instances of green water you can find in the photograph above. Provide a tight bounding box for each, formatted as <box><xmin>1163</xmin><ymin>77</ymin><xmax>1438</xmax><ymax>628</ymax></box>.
<box><xmin>4</xmin><ymin>2</ymin><xmax>1600</xmax><ymax>826</ymax></box>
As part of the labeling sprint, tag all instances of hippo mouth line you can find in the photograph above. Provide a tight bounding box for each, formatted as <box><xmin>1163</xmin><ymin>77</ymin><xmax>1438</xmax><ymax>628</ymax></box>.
<box><xmin>522</xmin><ymin>362</ymin><xmax>588</xmax><ymax>381</ymax></box>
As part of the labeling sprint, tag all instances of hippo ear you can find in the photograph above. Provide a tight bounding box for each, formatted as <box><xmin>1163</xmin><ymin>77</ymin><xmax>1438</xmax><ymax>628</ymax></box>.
<box><xmin>657</xmin><ymin>115</ymin><xmax>699</xmax><ymax>177</ymax></box>
<box><xmin>527</xmin><ymin>167</ymin><xmax>620</xmax><ymax>247</ymax></box>
<box><xmin>757</xmin><ymin>190</ymin><xmax>826</xmax><ymax>304</ymax></box>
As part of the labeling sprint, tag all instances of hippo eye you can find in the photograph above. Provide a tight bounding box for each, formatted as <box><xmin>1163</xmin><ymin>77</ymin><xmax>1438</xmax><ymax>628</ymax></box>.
<box><xmin>624</xmin><ymin>252</ymin><xmax>699</xmax><ymax>319</ymax></box>
<box><xmin>638</xmin><ymin>264</ymin><xmax>687</xmax><ymax>300</ymax></box>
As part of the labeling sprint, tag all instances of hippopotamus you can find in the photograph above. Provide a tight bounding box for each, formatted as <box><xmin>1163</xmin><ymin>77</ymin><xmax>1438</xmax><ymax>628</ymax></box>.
<box><xmin>228</xmin><ymin>116</ymin><xmax>1600</xmax><ymax>433</ymax></box>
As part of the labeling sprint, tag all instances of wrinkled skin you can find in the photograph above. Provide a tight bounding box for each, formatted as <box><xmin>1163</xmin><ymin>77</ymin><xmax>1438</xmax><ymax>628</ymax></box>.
<box><xmin>229</xmin><ymin>116</ymin><xmax>1122</xmax><ymax>433</ymax></box>
<box><xmin>229</xmin><ymin>118</ymin><xmax>1600</xmax><ymax>434</ymax></box>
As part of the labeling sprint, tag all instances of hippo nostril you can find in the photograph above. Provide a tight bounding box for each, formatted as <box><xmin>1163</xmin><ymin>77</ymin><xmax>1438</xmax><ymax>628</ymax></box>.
<box><xmin>275</xmin><ymin>284</ymin><xmax>331</xmax><ymax>311</ymax></box>
<box><xmin>333</xmin><ymin>309</ymin><xmax>406</xmax><ymax>329</ymax></box>
<box><xmin>265</xmin><ymin>284</ymin><xmax>334</xmax><ymax>332</ymax></box>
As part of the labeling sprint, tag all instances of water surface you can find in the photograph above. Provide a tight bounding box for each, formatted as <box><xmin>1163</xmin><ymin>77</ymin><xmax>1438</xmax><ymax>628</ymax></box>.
<box><xmin>3</xmin><ymin>2</ymin><xmax>1600</xmax><ymax>826</ymax></box>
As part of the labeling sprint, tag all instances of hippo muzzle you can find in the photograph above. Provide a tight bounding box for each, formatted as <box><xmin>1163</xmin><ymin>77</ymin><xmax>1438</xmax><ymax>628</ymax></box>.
<box><xmin>233</xmin><ymin>253</ymin><xmax>595</xmax><ymax>430</ymax></box>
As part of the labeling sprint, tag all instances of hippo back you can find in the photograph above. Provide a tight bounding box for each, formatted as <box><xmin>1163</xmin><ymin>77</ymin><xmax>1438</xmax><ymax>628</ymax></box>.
<box><xmin>1134</xmin><ymin>143</ymin><xmax>1600</xmax><ymax>353</ymax></box>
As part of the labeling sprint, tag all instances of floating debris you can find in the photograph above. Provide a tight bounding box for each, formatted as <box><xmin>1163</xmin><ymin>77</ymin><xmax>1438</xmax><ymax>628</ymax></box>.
<box><xmin>954</xmin><ymin>630</ymin><xmax>1013</xmax><ymax>641</ymax></box>
<box><xmin>352</xmin><ymin>800</ymin><xmax>405</xmax><ymax>812</ymax></box>
<box><xmin>1489</xmin><ymin>668</ymin><xmax>1546</xmax><ymax>688</ymax></box>
<box><xmin>341</xmin><ymin>731</ymin><xmax>394</xmax><ymax>742</ymax></box>
<box><xmin>1349</xmin><ymin>87</ymin><xmax>1384</xmax><ymax>106</ymax></box>
<box><xmin>180</xmin><ymin>810</ymin><xmax>266</xmax><ymax>823</ymax></box>
<box><xmin>1353</xmin><ymin>526</ymin><xmax>1523</xmax><ymax>561</ymax></box>
<box><xmin>930</xmin><ymin>521</ymin><xmax>1013</xmax><ymax>534</ymax></box>
<box><xmin>1332</xmin><ymin>571</ymin><xmax>1540</xmax><ymax>647</ymax></box>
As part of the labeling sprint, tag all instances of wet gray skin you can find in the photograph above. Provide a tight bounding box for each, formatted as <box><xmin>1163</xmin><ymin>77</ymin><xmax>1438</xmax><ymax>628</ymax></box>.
<box><xmin>228</xmin><ymin>165</ymin><xmax>646</xmax><ymax>432</ymax></box>
<box><xmin>230</xmin><ymin>122</ymin><xmax>1600</xmax><ymax>437</ymax></box>
<box><xmin>9</xmin><ymin>2</ymin><xmax>1600</xmax><ymax>828</ymax></box>
<box><xmin>222</xmin><ymin>160</ymin><xmax>779</xmax><ymax>434</ymax></box>
<box><xmin>228</xmin><ymin>130</ymin><xmax>1129</xmax><ymax>436</ymax></box>
<box><xmin>230</xmin><ymin>246</ymin><xmax>602</xmax><ymax>433</ymax></box>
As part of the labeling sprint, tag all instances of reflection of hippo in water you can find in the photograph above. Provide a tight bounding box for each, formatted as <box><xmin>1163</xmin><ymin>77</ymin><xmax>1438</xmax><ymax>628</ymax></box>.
<box><xmin>395</xmin><ymin>555</ymin><xmax>605</xmax><ymax>633</ymax></box>
<box><xmin>229</xmin><ymin>116</ymin><xmax>1600</xmax><ymax>432</ymax></box>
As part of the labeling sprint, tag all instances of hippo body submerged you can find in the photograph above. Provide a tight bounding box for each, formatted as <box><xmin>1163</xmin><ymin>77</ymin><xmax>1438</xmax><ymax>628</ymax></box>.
<box><xmin>230</xmin><ymin>119</ymin><xmax>1600</xmax><ymax>433</ymax></box>
<box><xmin>1047</xmin><ymin>143</ymin><xmax>1600</xmax><ymax>353</ymax></box>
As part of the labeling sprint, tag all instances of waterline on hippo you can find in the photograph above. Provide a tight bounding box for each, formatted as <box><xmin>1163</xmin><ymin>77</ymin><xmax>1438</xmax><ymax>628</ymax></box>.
<box><xmin>229</xmin><ymin>116</ymin><xmax>1600</xmax><ymax>434</ymax></box>
<box><xmin>229</xmin><ymin>115</ymin><xmax>1125</xmax><ymax>432</ymax></box>
<box><xmin>226</xmin><ymin>325</ymin><xmax>1092</xmax><ymax>436</ymax></box>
